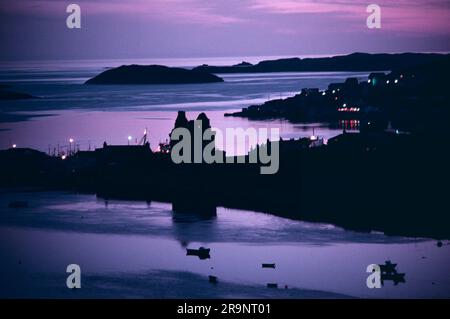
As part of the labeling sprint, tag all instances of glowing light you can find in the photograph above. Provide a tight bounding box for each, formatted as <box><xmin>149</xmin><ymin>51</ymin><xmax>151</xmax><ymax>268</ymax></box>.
<box><xmin>310</xmin><ymin>135</ymin><xmax>317</xmax><ymax>141</ymax></box>
<box><xmin>343</xmin><ymin>103</ymin><xmax>347</xmax><ymax>107</ymax></box>
<box><xmin>367</xmin><ymin>79</ymin><xmax>371</xmax><ymax>83</ymax></box>
<box><xmin>394</xmin><ymin>79</ymin><xmax>398</xmax><ymax>83</ymax></box>
<box><xmin>128</xmin><ymin>135</ymin><xmax>132</xmax><ymax>141</ymax></box>
<box><xmin>69</xmin><ymin>138</ymin><xmax>74</xmax><ymax>143</ymax></box>
<box><xmin>322</xmin><ymin>92</ymin><xmax>326</xmax><ymax>96</ymax></box>
<box><xmin>332</xmin><ymin>90</ymin><xmax>336</xmax><ymax>94</ymax></box>
<box><xmin>61</xmin><ymin>155</ymin><xmax>67</xmax><ymax>160</ymax></box>
<box><xmin>338</xmin><ymin>107</ymin><xmax>360</xmax><ymax>112</ymax></box>
<box><xmin>12</xmin><ymin>144</ymin><xmax>17</xmax><ymax>148</ymax></box>
<box><xmin>386</xmin><ymin>80</ymin><xmax>390</xmax><ymax>84</ymax></box>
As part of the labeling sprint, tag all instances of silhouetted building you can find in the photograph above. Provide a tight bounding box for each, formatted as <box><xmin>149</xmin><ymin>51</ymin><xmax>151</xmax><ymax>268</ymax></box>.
<box><xmin>368</xmin><ymin>72</ymin><xmax>386</xmax><ymax>86</ymax></box>
<box><xmin>95</xmin><ymin>143</ymin><xmax>152</xmax><ymax>165</ymax></box>
<box><xmin>301</xmin><ymin>88</ymin><xmax>320</xmax><ymax>96</ymax></box>
<box><xmin>169</xmin><ymin>111</ymin><xmax>222</xmax><ymax>163</ymax></box>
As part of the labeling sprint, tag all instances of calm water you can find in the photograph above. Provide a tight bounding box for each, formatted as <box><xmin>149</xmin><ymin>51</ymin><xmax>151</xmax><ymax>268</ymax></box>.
<box><xmin>0</xmin><ymin>58</ymin><xmax>368</xmax><ymax>153</ymax></box>
<box><xmin>0</xmin><ymin>191</ymin><xmax>449</xmax><ymax>298</ymax></box>
<box><xmin>2</xmin><ymin>59</ymin><xmax>448</xmax><ymax>298</ymax></box>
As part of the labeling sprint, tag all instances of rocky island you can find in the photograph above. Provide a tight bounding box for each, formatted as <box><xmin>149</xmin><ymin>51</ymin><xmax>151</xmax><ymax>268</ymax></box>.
<box><xmin>85</xmin><ymin>65</ymin><xmax>224</xmax><ymax>85</ymax></box>
<box><xmin>0</xmin><ymin>84</ymin><xmax>37</xmax><ymax>100</ymax></box>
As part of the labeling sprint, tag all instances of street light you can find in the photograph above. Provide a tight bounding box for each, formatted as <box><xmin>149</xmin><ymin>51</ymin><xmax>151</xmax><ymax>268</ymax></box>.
<box><xmin>128</xmin><ymin>135</ymin><xmax>132</xmax><ymax>145</ymax></box>
<box><xmin>69</xmin><ymin>138</ymin><xmax>74</xmax><ymax>155</ymax></box>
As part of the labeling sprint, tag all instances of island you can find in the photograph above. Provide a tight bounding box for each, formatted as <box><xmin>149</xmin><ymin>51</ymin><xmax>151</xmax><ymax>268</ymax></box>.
<box><xmin>85</xmin><ymin>64</ymin><xmax>224</xmax><ymax>85</ymax></box>
<box><xmin>0</xmin><ymin>85</ymin><xmax>37</xmax><ymax>100</ymax></box>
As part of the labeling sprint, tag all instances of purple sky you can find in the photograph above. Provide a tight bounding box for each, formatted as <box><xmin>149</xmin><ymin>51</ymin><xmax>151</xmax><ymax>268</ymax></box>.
<box><xmin>1</xmin><ymin>0</ymin><xmax>449</xmax><ymax>60</ymax></box>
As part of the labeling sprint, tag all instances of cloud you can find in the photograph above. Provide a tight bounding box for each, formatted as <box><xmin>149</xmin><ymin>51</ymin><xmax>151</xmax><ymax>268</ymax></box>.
<box><xmin>2</xmin><ymin>0</ymin><xmax>449</xmax><ymax>32</ymax></box>
<box><xmin>248</xmin><ymin>0</ymin><xmax>450</xmax><ymax>33</ymax></box>
<box><xmin>249</xmin><ymin>0</ymin><xmax>360</xmax><ymax>14</ymax></box>
<box><xmin>0</xmin><ymin>0</ymin><xmax>245</xmax><ymax>25</ymax></box>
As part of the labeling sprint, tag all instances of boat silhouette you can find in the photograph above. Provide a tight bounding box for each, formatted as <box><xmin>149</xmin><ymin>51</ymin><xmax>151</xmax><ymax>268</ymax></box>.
<box><xmin>380</xmin><ymin>260</ymin><xmax>406</xmax><ymax>286</ymax></box>
<box><xmin>186</xmin><ymin>247</ymin><xmax>210</xmax><ymax>259</ymax></box>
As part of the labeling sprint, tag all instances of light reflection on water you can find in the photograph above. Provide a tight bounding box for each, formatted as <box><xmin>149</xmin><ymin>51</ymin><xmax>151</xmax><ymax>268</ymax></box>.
<box><xmin>0</xmin><ymin>62</ymin><xmax>448</xmax><ymax>298</ymax></box>
<box><xmin>0</xmin><ymin>67</ymin><xmax>364</xmax><ymax>152</ymax></box>
<box><xmin>0</xmin><ymin>192</ymin><xmax>449</xmax><ymax>298</ymax></box>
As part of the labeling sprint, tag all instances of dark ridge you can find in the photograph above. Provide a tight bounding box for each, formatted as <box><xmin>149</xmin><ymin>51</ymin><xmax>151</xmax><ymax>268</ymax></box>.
<box><xmin>192</xmin><ymin>52</ymin><xmax>450</xmax><ymax>73</ymax></box>
<box><xmin>0</xmin><ymin>90</ymin><xmax>36</xmax><ymax>100</ymax></box>
<box><xmin>0</xmin><ymin>83</ymin><xmax>38</xmax><ymax>100</ymax></box>
<box><xmin>85</xmin><ymin>64</ymin><xmax>224</xmax><ymax>85</ymax></box>
<box><xmin>225</xmin><ymin>55</ymin><xmax>450</xmax><ymax>128</ymax></box>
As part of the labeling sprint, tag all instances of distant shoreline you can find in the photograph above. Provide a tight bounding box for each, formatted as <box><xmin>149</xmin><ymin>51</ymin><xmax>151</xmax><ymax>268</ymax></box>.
<box><xmin>1</xmin><ymin>51</ymin><xmax>450</xmax><ymax>68</ymax></box>
<box><xmin>193</xmin><ymin>52</ymin><xmax>450</xmax><ymax>74</ymax></box>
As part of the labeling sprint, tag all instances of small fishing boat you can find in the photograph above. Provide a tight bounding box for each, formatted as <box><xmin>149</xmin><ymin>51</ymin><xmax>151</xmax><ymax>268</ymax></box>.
<box><xmin>186</xmin><ymin>247</ymin><xmax>210</xmax><ymax>259</ymax></box>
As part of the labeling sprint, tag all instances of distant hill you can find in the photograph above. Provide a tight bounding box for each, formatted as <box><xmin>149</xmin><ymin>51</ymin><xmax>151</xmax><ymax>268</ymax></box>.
<box><xmin>85</xmin><ymin>65</ymin><xmax>224</xmax><ymax>85</ymax></box>
<box><xmin>0</xmin><ymin>85</ymin><xmax>36</xmax><ymax>100</ymax></box>
<box><xmin>193</xmin><ymin>52</ymin><xmax>450</xmax><ymax>73</ymax></box>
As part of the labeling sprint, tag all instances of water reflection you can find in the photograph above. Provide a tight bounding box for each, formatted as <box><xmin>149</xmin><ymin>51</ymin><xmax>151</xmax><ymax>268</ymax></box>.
<box><xmin>172</xmin><ymin>210</ymin><xmax>218</xmax><ymax>248</ymax></box>
<box><xmin>338</xmin><ymin>119</ymin><xmax>360</xmax><ymax>130</ymax></box>
<box><xmin>380</xmin><ymin>261</ymin><xmax>406</xmax><ymax>286</ymax></box>
<box><xmin>0</xmin><ymin>191</ymin><xmax>449</xmax><ymax>298</ymax></box>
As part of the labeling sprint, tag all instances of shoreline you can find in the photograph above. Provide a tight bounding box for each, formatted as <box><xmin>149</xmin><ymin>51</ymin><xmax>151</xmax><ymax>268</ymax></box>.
<box><xmin>2</xmin><ymin>126</ymin><xmax>449</xmax><ymax>240</ymax></box>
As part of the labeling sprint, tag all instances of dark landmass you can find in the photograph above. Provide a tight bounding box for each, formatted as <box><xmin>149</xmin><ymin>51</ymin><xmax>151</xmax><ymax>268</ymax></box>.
<box><xmin>193</xmin><ymin>52</ymin><xmax>450</xmax><ymax>73</ymax></box>
<box><xmin>85</xmin><ymin>65</ymin><xmax>224</xmax><ymax>85</ymax></box>
<box><xmin>0</xmin><ymin>90</ymin><xmax>36</xmax><ymax>100</ymax></box>
<box><xmin>0</xmin><ymin>112</ymin><xmax>56</xmax><ymax>123</ymax></box>
<box><xmin>0</xmin><ymin>83</ymin><xmax>37</xmax><ymax>100</ymax></box>
<box><xmin>1</xmin><ymin>109</ymin><xmax>449</xmax><ymax>239</ymax></box>
<box><xmin>226</xmin><ymin>56</ymin><xmax>450</xmax><ymax>134</ymax></box>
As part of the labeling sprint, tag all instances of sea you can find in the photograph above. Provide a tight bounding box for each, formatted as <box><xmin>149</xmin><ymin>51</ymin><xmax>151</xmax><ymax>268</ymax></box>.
<box><xmin>0</xmin><ymin>57</ymin><xmax>368</xmax><ymax>153</ymax></box>
<box><xmin>0</xmin><ymin>57</ymin><xmax>449</xmax><ymax>298</ymax></box>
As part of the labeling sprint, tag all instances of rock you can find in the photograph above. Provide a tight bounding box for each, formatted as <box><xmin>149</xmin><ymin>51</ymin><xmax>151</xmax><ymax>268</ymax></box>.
<box><xmin>0</xmin><ymin>90</ymin><xmax>36</xmax><ymax>100</ymax></box>
<box><xmin>85</xmin><ymin>65</ymin><xmax>224</xmax><ymax>85</ymax></box>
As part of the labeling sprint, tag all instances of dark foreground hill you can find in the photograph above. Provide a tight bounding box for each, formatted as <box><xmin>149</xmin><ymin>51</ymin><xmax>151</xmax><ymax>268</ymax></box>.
<box><xmin>85</xmin><ymin>65</ymin><xmax>224</xmax><ymax>84</ymax></box>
